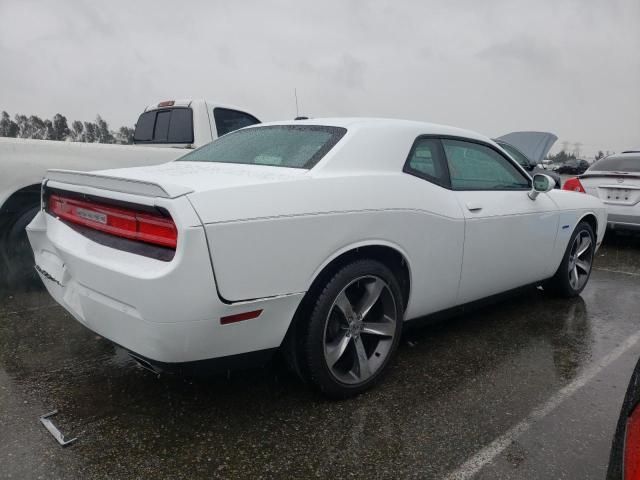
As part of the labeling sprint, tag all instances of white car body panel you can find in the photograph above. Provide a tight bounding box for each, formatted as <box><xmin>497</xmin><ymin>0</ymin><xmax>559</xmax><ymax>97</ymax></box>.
<box><xmin>27</xmin><ymin>204</ymin><xmax>303</xmax><ymax>363</ymax></box>
<box><xmin>28</xmin><ymin>118</ymin><xmax>608</xmax><ymax>365</ymax></box>
<box><xmin>453</xmin><ymin>190</ymin><xmax>560</xmax><ymax>303</ymax></box>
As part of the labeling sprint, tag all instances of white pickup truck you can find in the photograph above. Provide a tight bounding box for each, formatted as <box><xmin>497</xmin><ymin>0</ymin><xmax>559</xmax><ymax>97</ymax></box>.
<box><xmin>0</xmin><ymin>99</ymin><xmax>260</xmax><ymax>281</ymax></box>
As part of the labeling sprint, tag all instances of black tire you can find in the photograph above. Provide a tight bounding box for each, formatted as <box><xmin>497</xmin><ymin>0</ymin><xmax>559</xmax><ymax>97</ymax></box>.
<box><xmin>545</xmin><ymin>221</ymin><xmax>595</xmax><ymax>298</ymax></box>
<box><xmin>1</xmin><ymin>205</ymin><xmax>40</xmax><ymax>285</ymax></box>
<box><xmin>295</xmin><ymin>259</ymin><xmax>404</xmax><ymax>398</ymax></box>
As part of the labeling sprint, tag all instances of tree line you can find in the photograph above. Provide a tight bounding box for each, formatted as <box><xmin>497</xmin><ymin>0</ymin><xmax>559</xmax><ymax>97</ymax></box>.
<box><xmin>0</xmin><ymin>111</ymin><xmax>134</xmax><ymax>144</ymax></box>
<box><xmin>547</xmin><ymin>149</ymin><xmax>611</xmax><ymax>163</ymax></box>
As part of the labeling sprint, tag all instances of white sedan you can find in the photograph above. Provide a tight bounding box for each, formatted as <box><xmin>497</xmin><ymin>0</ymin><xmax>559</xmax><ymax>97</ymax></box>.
<box><xmin>27</xmin><ymin>119</ymin><xmax>607</xmax><ymax>397</ymax></box>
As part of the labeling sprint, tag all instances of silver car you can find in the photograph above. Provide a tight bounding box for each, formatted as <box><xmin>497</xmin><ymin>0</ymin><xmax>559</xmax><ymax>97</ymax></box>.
<box><xmin>565</xmin><ymin>151</ymin><xmax>640</xmax><ymax>231</ymax></box>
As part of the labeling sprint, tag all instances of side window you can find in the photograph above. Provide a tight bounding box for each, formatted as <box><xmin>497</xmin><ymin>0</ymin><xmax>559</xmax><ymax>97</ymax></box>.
<box><xmin>403</xmin><ymin>137</ymin><xmax>449</xmax><ymax>187</ymax></box>
<box><xmin>442</xmin><ymin>139</ymin><xmax>530</xmax><ymax>191</ymax></box>
<box><xmin>214</xmin><ymin>108</ymin><xmax>260</xmax><ymax>137</ymax></box>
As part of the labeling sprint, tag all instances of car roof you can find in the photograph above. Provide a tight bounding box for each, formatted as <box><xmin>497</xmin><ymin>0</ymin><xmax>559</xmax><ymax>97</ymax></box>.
<box><xmin>143</xmin><ymin>99</ymin><xmax>251</xmax><ymax>113</ymax></box>
<box><xmin>243</xmin><ymin>117</ymin><xmax>505</xmax><ymax>174</ymax></box>
<box><xmin>255</xmin><ymin>117</ymin><xmax>493</xmax><ymax>143</ymax></box>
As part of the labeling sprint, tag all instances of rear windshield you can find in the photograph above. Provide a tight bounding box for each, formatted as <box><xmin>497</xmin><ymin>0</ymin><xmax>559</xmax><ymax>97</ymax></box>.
<box><xmin>134</xmin><ymin>108</ymin><xmax>194</xmax><ymax>144</ymax></box>
<box><xmin>177</xmin><ymin>125</ymin><xmax>347</xmax><ymax>169</ymax></box>
<box><xmin>589</xmin><ymin>154</ymin><xmax>640</xmax><ymax>172</ymax></box>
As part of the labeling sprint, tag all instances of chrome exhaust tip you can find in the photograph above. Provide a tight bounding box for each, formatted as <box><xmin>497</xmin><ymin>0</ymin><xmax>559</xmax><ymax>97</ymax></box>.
<box><xmin>128</xmin><ymin>353</ymin><xmax>161</xmax><ymax>378</ymax></box>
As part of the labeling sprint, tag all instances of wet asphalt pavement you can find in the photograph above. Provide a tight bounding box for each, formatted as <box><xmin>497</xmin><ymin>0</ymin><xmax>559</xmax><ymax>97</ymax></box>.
<box><xmin>1</xmin><ymin>232</ymin><xmax>640</xmax><ymax>479</ymax></box>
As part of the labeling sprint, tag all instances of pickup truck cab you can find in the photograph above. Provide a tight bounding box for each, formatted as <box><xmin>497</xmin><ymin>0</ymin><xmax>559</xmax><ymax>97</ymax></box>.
<box><xmin>0</xmin><ymin>99</ymin><xmax>260</xmax><ymax>283</ymax></box>
<box><xmin>133</xmin><ymin>100</ymin><xmax>260</xmax><ymax>148</ymax></box>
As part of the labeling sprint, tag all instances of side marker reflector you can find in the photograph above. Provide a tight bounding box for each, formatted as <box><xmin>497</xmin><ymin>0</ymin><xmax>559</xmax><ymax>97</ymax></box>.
<box><xmin>220</xmin><ymin>309</ymin><xmax>263</xmax><ymax>325</ymax></box>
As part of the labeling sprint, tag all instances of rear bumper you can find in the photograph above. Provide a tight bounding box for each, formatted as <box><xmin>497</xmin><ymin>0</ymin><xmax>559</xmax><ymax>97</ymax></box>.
<box><xmin>605</xmin><ymin>204</ymin><xmax>640</xmax><ymax>230</ymax></box>
<box><xmin>27</xmin><ymin>210</ymin><xmax>304</xmax><ymax>364</ymax></box>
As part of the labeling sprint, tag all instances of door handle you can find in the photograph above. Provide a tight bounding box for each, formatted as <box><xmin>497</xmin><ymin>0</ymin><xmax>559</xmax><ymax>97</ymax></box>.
<box><xmin>466</xmin><ymin>202</ymin><xmax>483</xmax><ymax>212</ymax></box>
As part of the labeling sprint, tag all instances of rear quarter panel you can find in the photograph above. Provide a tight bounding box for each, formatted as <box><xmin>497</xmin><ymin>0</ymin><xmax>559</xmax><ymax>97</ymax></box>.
<box><xmin>193</xmin><ymin>173</ymin><xmax>466</xmax><ymax>320</ymax></box>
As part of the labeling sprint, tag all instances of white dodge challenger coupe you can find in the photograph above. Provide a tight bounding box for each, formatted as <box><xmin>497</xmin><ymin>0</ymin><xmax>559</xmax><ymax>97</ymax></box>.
<box><xmin>27</xmin><ymin>118</ymin><xmax>607</xmax><ymax>397</ymax></box>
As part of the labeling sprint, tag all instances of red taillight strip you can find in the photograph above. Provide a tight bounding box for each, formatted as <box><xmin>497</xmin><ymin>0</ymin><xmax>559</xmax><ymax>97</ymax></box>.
<box><xmin>220</xmin><ymin>309</ymin><xmax>263</xmax><ymax>325</ymax></box>
<box><xmin>625</xmin><ymin>405</ymin><xmax>640</xmax><ymax>479</ymax></box>
<box><xmin>562</xmin><ymin>177</ymin><xmax>586</xmax><ymax>193</ymax></box>
<box><xmin>48</xmin><ymin>194</ymin><xmax>177</xmax><ymax>249</ymax></box>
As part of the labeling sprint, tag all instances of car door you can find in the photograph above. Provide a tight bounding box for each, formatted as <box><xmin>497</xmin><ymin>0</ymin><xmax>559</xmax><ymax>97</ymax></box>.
<box><xmin>402</xmin><ymin>137</ymin><xmax>466</xmax><ymax>316</ymax></box>
<box><xmin>442</xmin><ymin>138</ymin><xmax>560</xmax><ymax>304</ymax></box>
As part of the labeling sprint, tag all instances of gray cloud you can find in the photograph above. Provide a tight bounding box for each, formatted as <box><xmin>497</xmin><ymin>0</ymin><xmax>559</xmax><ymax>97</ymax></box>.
<box><xmin>0</xmin><ymin>0</ymin><xmax>638</xmax><ymax>156</ymax></box>
<box><xmin>478</xmin><ymin>37</ymin><xmax>561</xmax><ymax>73</ymax></box>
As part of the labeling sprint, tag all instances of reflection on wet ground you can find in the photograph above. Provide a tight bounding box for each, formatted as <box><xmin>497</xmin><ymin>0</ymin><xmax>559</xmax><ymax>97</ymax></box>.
<box><xmin>1</xmin><ymin>232</ymin><xmax>639</xmax><ymax>479</ymax></box>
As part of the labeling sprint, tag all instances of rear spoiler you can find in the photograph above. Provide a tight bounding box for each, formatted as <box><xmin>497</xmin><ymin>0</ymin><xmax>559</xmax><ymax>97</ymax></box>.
<box><xmin>580</xmin><ymin>172</ymin><xmax>640</xmax><ymax>181</ymax></box>
<box><xmin>45</xmin><ymin>169</ymin><xmax>193</xmax><ymax>199</ymax></box>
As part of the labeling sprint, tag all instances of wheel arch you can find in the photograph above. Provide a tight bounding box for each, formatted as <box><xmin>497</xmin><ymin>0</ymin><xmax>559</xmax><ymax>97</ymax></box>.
<box><xmin>280</xmin><ymin>240</ymin><xmax>413</xmax><ymax>376</ymax></box>
<box><xmin>578</xmin><ymin>212</ymin><xmax>598</xmax><ymax>238</ymax></box>
<box><xmin>306</xmin><ymin>241</ymin><xmax>413</xmax><ymax>312</ymax></box>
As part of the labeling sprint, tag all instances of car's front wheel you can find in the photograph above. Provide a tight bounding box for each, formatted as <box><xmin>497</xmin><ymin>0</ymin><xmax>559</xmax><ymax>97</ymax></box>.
<box><xmin>546</xmin><ymin>221</ymin><xmax>595</xmax><ymax>297</ymax></box>
<box><xmin>300</xmin><ymin>259</ymin><xmax>404</xmax><ymax>398</ymax></box>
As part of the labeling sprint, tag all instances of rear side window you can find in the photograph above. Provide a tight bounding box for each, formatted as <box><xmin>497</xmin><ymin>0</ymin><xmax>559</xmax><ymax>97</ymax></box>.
<box><xmin>590</xmin><ymin>154</ymin><xmax>640</xmax><ymax>172</ymax></box>
<box><xmin>178</xmin><ymin>125</ymin><xmax>346</xmax><ymax>169</ymax></box>
<box><xmin>133</xmin><ymin>108</ymin><xmax>194</xmax><ymax>144</ymax></box>
<box><xmin>213</xmin><ymin>108</ymin><xmax>260</xmax><ymax>137</ymax></box>
<box><xmin>403</xmin><ymin>138</ymin><xmax>449</xmax><ymax>187</ymax></box>
<box><xmin>443</xmin><ymin>139</ymin><xmax>530</xmax><ymax>190</ymax></box>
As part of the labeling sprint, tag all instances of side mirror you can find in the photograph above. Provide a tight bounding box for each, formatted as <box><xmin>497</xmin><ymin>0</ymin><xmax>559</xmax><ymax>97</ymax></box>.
<box><xmin>528</xmin><ymin>173</ymin><xmax>556</xmax><ymax>200</ymax></box>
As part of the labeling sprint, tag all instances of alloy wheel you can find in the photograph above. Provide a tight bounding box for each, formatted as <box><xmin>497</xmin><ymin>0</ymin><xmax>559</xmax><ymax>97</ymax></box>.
<box><xmin>322</xmin><ymin>275</ymin><xmax>398</xmax><ymax>385</ymax></box>
<box><xmin>568</xmin><ymin>230</ymin><xmax>594</xmax><ymax>291</ymax></box>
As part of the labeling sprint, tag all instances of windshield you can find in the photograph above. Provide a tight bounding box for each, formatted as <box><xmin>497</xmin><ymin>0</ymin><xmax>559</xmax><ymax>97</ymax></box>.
<box><xmin>178</xmin><ymin>125</ymin><xmax>347</xmax><ymax>169</ymax></box>
<box><xmin>497</xmin><ymin>141</ymin><xmax>532</xmax><ymax>168</ymax></box>
<box><xmin>589</xmin><ymin>154</ymin><xmax>640</xmax><ymax>172</ymax></box>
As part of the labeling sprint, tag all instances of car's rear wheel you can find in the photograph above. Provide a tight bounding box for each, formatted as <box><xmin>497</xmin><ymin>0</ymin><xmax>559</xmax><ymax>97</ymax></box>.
<box><xmin>299</xmin><ymin>259</ymin><xmax>404</xmax><ymax>398</ymax></box>
<box><xmin>545</xmin><ymin>221</ymin><xmax>595</xmax><ymax>297</ymax></box>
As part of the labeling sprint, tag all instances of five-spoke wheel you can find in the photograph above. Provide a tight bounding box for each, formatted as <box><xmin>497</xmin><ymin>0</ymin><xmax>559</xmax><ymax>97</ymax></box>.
<box><xmin>567</xmin><ymin>229</ymin><xmax>593</xmax><ymax>291</ymax></box>
<box><xmin>297</xmin><ymin>259</ymin><xmax>404</xmax><ymax>398</ymax></box>
<box><xmin>546</xmin><ymin>221</ymin><xmax>595</xmax><ymax>297</ymax></box>
<box><xmin>323</xmin><ymin>276</ymin><xmax>397</xmax><ymax>385</ymax></box>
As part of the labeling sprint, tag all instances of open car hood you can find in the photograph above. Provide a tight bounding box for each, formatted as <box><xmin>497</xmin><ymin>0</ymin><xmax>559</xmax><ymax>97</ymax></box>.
<box><xmin>496</xmin><ymin>131</ymin><xmax>558</xmax><ymax>163</ymax></box>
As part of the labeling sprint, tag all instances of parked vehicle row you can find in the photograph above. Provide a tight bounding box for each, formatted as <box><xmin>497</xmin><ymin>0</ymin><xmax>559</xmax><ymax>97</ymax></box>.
<box><xmin>27</xmin><ymin>118</ymin><xmax>607</xmax><ymax>397</ymax></box>
<box><xmin>0</xmin><ymin>99</ymin><xmax>260</xmax><ymax>281</ymax></box>
<box><xmin>557</xmin><ymin>159</ymin><xmax>590</xmax><ymax>175</ymax></box>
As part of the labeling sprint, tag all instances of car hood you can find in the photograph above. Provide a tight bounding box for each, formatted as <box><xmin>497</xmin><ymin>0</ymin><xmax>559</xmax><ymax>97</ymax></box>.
<box><xmin>495</xmin><ymin>131</ymin><xmax>558</xmax><ymax>163</ymax></box>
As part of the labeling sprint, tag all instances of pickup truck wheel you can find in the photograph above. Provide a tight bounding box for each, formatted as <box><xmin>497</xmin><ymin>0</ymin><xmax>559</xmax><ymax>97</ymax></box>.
<box><xmin>1</xmin><ymin>206</ymin><xmax>40</xmax><ymax>284</ymax></box>
<box><xmin>302</xmin><ymin>259</ymin><xmax>403</xmax><ymax>398</ymax></box>
<box><xmin>545</xmin><ymin>221</ymin><xmax>595</xmax><ymax>298</ymax></box>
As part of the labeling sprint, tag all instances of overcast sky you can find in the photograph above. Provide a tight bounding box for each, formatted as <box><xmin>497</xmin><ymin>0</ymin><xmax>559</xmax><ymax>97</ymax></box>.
<box><xmin>0</xmin><ymin>0</ymin><xmax>638</xmax><ymax>156</ymax></box>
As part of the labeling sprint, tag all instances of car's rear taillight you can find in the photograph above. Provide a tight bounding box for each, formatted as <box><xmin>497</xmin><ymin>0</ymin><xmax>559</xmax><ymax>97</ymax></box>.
<box><xmin>625</xmin><ymin>403</ymin><xmax>640</xmax><ymax>479</ymax></box>
<box><xmin>47</xmin><ymin>194</ymin><xmax>177</xmax><ymax>249</ymax></box>
<box><xmin>562</xmin><ymin>177</ymin><xmax>586</xmax><ymax>193</ymax></box>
